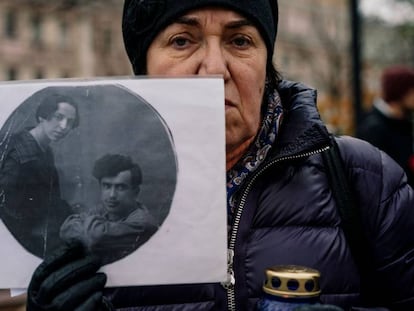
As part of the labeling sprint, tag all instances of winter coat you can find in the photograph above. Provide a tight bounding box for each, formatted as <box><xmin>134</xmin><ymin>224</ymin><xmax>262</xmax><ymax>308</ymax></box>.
<box><xmin>106</xmin><ymin>81</ymin><xmax>414</xmax><ymax>311</ymax></box>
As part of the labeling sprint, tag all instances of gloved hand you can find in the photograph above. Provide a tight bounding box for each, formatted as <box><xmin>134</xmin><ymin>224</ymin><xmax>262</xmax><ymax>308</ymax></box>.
<box><xmin>27</xmin><ymin>242</ymin><xmax>111</xmax><ymax>311</ymax></box>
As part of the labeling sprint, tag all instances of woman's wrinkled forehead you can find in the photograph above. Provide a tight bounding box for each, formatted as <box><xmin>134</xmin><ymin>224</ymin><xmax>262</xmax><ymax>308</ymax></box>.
<box><xmin>167</xmin><ymin>8</ymin><xmax>257</xmax><ymax>32</ymax></box>
<box><xmin>122</xmin><ymin>0</ymin><xmax>278</xmax><ymax>74</ymax></box>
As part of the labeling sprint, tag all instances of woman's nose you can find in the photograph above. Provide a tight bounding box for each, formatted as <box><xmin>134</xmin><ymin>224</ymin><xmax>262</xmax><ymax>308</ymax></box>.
<box><xmin>59</xmin><ymin>119</ymin><xmax>68</xmax><ymax>130</ymax></box>
<box><xmin>198</xmin><ymin>42</ymin><xmax>230</xmax><ymax>80</ymax></box>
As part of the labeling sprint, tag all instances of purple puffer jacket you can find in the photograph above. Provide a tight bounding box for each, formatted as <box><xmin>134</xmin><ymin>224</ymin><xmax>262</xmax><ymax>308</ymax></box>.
<box><xmin>105</xmin><ymin>81</ymin><xmax>414</xmax><ymax>311</ymax></box>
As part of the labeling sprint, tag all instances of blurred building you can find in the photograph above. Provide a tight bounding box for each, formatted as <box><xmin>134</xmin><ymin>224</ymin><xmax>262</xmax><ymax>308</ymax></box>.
<box><xmin>276</xmin><ymin>0</ymin><xmax>352</xmax><ymax>133</ymax></box>
<box><xmin>0</xmin><ymin>0</ymin><xmax>131</xmax><ymax>80</ymax></box>
<box><xmin>0</xmin><ymin>0</ymin><xmax>353</xmax><ymax>132</ymax></box>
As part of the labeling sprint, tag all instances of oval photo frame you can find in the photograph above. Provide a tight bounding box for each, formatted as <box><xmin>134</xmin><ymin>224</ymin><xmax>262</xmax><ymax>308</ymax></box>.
<box><xmin>0</xmin><ymin>84</ymin><xmax>177</xmax><ymax>264</ymax></box>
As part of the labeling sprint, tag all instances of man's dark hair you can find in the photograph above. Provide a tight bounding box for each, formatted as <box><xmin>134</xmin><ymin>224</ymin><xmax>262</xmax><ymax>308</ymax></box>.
<box><xmin>92</xmin><ymin>154</ymin><xmax>143</xmax><ymax>189</ymax></box>
<box><xmin>36</xmin><ymin>93</ymin><xmax>80</xmax><ymax>128</ymax></box>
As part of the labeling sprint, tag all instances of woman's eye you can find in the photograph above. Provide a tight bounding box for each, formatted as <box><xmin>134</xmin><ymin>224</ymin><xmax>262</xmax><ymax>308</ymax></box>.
<box><xmin>53</xmin><ymin>113</ymin><xmax>64</xmax><ymax>121</ymax></box>
<box><xmin>171</xmin><ymin>36</ymin><xmax>190</xmax><ymax>48</ymax></box>
<box><xmin>232</xmin><ymin>36</ymin><xmax>251</xmax><ymax>48</ymax></box>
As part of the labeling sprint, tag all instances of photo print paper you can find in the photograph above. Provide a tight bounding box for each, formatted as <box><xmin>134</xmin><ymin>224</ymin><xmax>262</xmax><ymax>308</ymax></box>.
<box><xmin>0</xmin><ymin>77</ymin><xmax>227</xmax><ymax>288</ymax></box>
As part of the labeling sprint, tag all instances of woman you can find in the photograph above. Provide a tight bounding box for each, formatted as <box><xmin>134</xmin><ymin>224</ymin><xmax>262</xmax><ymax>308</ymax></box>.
<box><xmin>0</xmin><ymin>93</ymin><xmax>79</xmax><ymax>258</ymax></box>
<box><xmin>26</xmin><ymin>0</ymin><xmax>414</xmax><ymax>310</ymax></box>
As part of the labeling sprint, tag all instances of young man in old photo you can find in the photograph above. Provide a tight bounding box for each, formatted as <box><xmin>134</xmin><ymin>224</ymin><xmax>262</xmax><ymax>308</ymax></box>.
<box><xmin>60</xmin><ymin>153</ymin><xmax>158</xmax><ymax>264</ymax></box>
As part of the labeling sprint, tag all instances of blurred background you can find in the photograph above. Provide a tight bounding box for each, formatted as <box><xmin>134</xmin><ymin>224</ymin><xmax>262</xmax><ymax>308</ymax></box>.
<box><xmin>0</xmin><ymin>0</ymin><xmax>413</xmax><ymax>135</ymax></box>
<box><xmin>0</xmin><ymin>1</ymin><xmax>412</xmax><ymax>309</ymax></box>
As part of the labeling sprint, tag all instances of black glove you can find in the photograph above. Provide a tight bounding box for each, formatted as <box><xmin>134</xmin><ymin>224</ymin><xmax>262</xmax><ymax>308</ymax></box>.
<box><xmin>27</xmin><ymin>242</ymin><xmax>112</xmax><ymax>311</ymax></box>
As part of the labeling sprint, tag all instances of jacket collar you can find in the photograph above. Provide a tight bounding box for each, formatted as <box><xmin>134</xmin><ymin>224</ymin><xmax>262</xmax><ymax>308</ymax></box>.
<box><xmin>272</xmin><ymin>80</ymin><xmax>331</xmax><ymax>158</ymax></box>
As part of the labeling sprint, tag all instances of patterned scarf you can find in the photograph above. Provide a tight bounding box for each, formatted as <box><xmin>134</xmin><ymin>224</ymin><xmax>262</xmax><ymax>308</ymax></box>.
<box><xmin>226</xmin><ymin>88</ymin><xmax>283</xmax><ymax>225</ymax></box>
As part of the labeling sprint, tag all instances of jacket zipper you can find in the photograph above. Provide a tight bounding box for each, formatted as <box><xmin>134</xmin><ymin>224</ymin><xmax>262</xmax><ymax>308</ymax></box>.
<box><xmin>223</xmin><ymin>145</ymin><xmax>331</xmax><ymax>311</ymax></box>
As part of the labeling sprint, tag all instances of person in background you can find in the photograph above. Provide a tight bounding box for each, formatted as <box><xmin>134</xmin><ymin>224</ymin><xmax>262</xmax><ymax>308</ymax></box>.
<box><xmin>0</xmin><ymin>93</ymin><xmax>79</xmax><ymax>258</ymax></box>
<box><xmin>357</xmin><ymin>65</ymin><xmax>414</xmax><ymax>187</ymax></box>
<box><xmin>60</xmin><ymin>154</ymin><xmax>158</xmax><ymax>265</ymax></box>
<box><xmin>25</xmin><ymin>1</ymin><xmax>414</xmax><ymax>310</ymax></box>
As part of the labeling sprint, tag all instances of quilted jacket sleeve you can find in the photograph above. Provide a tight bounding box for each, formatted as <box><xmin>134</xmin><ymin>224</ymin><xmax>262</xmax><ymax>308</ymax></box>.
<box><xmin>337</xmin><ymin>136</ymin><xmax>414</xmax><ymax>309</ymax></box>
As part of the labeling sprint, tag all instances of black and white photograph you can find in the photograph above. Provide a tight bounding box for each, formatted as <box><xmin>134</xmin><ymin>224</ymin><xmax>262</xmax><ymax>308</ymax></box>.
<box><xmin>0</xmin><ymin>78</ymin><xmax>227</xmax><ymax>288</ymax></box>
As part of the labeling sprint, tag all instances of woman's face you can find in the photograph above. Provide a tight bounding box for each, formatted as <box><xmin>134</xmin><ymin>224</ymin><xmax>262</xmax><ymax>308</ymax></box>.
<box><xmin>146</xmin><ymin>8</ymin><xmax>268</xmax><ymax>154</ymax></box>
<box><xmin>39</xmin><ymin>102</ymin><xmax>77</xmax><ymax>142</ymax></box>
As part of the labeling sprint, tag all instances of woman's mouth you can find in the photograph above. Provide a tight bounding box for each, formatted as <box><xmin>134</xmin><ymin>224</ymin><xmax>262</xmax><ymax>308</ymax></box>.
<box><xmin>225</xmin><ymin>99</ymin><xmax>236</xmax><ymax>110</ymax></box>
